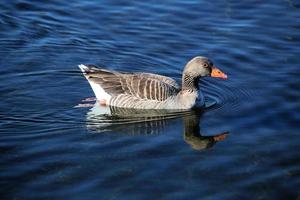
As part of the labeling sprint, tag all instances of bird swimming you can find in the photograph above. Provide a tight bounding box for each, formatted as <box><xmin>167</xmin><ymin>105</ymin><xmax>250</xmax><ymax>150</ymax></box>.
<box><xmin>78</xmin><ymin>56</ymin><xmax>227</xmax><ymax>110</ymax></box>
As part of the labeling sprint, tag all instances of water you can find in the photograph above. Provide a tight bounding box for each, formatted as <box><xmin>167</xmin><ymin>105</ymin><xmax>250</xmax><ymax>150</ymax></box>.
<box><xmin>1</xmin><ymin>1</ymin><xmax>299</xmax><ymax>199</ymax></box>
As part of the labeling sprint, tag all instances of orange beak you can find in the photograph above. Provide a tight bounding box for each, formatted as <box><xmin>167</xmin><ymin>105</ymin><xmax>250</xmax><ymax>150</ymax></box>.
<box><xmin>211</xmin><ymin>66</ymin><xmax>228</xmax><ymax>79</ymax></box>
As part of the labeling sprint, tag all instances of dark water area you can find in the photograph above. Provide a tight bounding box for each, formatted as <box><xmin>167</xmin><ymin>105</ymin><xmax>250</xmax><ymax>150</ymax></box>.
<box><xmin>1</xmin><ymin>0</ymin><xmax>300</xmax><ymax>199</ymax></box>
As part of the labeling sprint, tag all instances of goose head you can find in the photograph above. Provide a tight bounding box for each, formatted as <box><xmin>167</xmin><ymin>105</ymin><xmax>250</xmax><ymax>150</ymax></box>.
<box><xmin>183</xmin><ymin>56</ymin><xmax>227</xmax><ymax>79</ymax></box>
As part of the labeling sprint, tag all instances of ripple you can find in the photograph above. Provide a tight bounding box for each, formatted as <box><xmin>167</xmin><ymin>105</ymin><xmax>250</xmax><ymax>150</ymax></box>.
<box><xmin>200</xmin><ymin>78</ymin><xmax>258</xmax><ymax>115</ymax></box>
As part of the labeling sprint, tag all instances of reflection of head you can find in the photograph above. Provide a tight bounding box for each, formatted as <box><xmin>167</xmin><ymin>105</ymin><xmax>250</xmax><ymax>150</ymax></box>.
<box><xmin>184</xmin><ymin>134</ymin><xmax>215</xmax><ymax>150</ymax></box>
<box><xmin>183</xmin><ymin>109</ymin><xmax>229</xmax><ymax>151</ymax></box>
<box><xmin>184</xmin><ymin>131</ymin><xmax>229</xmax><ymax>151</ymax></box>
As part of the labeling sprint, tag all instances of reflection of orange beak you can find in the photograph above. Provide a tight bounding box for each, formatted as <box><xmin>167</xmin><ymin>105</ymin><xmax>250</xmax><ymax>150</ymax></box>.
<box><xmin>211</xmin><ymin>66</ymin><xmax>228</xmax><ymax>79</ymax></box>
<box><xmin>213</xmin><ymin>132</ymin><xmax>229</xmax><ymax>142</ymax></box>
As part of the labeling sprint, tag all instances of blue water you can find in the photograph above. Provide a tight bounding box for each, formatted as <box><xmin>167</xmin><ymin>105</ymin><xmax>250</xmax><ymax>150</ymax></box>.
<box><xmin>1</xmin><ymin>1</ymin><xmax>300</xmax><ymax>199</ymax></box>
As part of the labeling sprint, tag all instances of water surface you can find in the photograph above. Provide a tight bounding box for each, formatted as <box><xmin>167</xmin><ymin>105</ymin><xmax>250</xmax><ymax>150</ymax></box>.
<box><xmin>0</xmin><ymin>1</ymin><xmax>300</xmax><ymax>199</ymax></box>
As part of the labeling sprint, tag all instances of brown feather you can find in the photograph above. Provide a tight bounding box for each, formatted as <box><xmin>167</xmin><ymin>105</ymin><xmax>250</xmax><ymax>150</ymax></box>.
<box><xmin>84</xmin><ymin>68</ymin><xmax>179</xmax><ymax>101</ymax></box>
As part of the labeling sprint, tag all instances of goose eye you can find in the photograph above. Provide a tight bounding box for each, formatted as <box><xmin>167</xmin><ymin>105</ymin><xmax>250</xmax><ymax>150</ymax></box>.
<box><xmin>203</xmin><ymin>63</ymin><xmax>209</xmax><ymax>68</ymax></box>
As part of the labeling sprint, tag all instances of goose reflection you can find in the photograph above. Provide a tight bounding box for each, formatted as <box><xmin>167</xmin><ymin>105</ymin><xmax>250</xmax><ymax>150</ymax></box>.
<box><xmin>182</xmin><ymin>108</ymin><xmax>228</xmax><ymax>150</ymax></box>
<box><xmin>85</xmin><ymin>103</ymin><xmax>228</xmax><ymax>151</ymax></box>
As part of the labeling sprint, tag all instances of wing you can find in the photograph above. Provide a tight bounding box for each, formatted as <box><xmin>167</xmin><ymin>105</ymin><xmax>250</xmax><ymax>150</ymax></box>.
<box><xmin>82</xmin><ymin>66</ymin><xmax>180</xmax><ymax>101</ymax></box>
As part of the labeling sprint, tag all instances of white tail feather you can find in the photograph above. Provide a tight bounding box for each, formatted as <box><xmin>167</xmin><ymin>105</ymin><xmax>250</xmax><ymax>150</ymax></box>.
<box><xmin>78</xmin><ymin>64</ymin><xmax>111</xmax><ymax>102</ymax></box>
<box><xmin>78</xmin><ymin>64</ymin><xmax>89</xmax><ymax>73</ymax></box>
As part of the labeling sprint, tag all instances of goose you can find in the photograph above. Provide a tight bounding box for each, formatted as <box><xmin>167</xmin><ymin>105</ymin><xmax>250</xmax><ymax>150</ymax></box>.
<box><xmin>78</xmin><ymin>56</ymin><xmax>227</xmax><ymax>110</ymax></box>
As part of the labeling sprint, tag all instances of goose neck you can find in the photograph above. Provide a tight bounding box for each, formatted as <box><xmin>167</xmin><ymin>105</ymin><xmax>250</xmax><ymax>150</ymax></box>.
<box><xmin>182</xmin><ymin>73</ymin><xmax>199</xmax><ymax>91</ymax></box>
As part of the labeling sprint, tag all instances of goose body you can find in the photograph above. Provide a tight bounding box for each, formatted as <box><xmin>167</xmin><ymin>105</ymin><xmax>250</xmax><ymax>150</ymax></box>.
<box><xmin>79</xmin><ymin>56</ymin><xmax>227</xmax><ymax>110</ymax></box>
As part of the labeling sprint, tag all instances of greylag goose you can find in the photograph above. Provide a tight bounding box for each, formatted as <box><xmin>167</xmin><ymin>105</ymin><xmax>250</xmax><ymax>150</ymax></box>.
<box><xmin>78</xmin><ymin>56</ymin><xmax>227</xmax><ymax>110</ymax></box>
